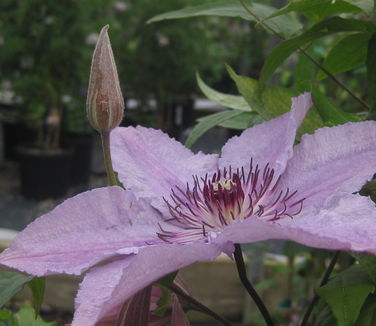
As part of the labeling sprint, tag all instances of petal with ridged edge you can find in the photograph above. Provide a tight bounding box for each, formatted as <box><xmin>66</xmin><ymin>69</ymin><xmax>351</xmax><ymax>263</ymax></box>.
<box><xmin>72</xmin><ymin>242</ymin><xmax>225</xmax><ymax>326</ymax></box>
<box><xmin>219</xmin><ymin>93</ymin><xmax>312</xmax><ymax>176</ymax></box>
<box><xmin>111</xmin><ymin>126</ymin><xmax>218</xmax><ymax>213</ymax></box>
<box><xmin>281</xmin><ymin>120</ymin><xmax>376</xmax><ymax>210</ymax></box>
<box><xmin>0</xmin><ymin>187</ymin><xmax>163</xmax><ymax>276</ymax></box>
<box><xmin>214</xmin><ymin>193</ymin><xmax>376</xmax><ymax>255</ymax></box>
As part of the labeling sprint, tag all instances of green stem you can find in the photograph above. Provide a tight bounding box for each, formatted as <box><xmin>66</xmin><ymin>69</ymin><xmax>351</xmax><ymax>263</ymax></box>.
<box><xmin>100</xmin><ymin>131</ymin><xmax>117</xmax><ymax>186</ymax></box>
<box><xmin>300</xmin><ymin>251</ymin><xmax>340</xmax><ymax>326</ymax></box>
<box><xmin>238</xmin><ymin>0</ymin><xmax>370</xmax><ymax>112</ymax></box>
<box><xmin>234</xmin><ymin>244</ymin><xmax>275</xmax><ymax>326</ymax></box>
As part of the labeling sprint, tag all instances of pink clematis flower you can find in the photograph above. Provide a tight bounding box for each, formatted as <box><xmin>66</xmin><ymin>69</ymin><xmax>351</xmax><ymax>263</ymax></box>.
<box><xmin>1</xmin><ymin>93</ymin><xmax>376</xmax><ymax>325</ymax></box>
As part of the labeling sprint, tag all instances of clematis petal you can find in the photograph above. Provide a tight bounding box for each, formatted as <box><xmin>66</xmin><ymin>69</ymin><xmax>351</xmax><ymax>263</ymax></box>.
<box><xmin>215</xmin><ymin>193</ymin><xmax>376</xmax><ymax>255</ymax></box>
<box><xmin>171</xmin><ymin>293</ymin><xmax>190</xmax><ymax>326</ymax></box>
<box><xmin>219</xmin><ymin>92</ymin><xmax>312</xmax><ymax>176</ymax></box>
<box><xmin>72</xmin><ymin>242</ymin><xmax>225</xmax><ymax>326</ymax></box>
<box><xmin>111</xmin><ymin>126</ymin><xmax>218</xmax><ymax>212</ymax></box>
<box><xmin>0</xmin><ymin>187</ymin><xmax>162</xmax><ymax>276</ymax></box>
<box><xmin>281</xmin><ymin>120</ymin><xmax>376</xmax><ymax>209</ymax></box>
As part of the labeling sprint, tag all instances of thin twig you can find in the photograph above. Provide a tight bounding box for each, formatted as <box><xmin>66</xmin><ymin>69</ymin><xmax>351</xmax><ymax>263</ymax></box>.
<box><xmin>239</xmin><ymin>0</ymin><xmax>370</xmax><ymax>112</ymax></box>
<box><xmin>300</xmin><ymin>251</ymin><xmax>340</xmax><ymax>326</ymax></box>
<box><xmin>234</xmin><ymin>244</ymin><xmax>275</xmax><ymax>326</ymax></box>
<box><xmin>170</xmin><ymin>284</ymin><xmax>234</xmax><ymax>326</ymax></box>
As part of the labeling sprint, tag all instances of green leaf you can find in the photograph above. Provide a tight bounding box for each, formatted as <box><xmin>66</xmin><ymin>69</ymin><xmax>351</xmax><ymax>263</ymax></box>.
<box><xmin>317</xmin><ymin>33</ymin><xmax>371</xmax><ymax>80</ymax></box>
<box><xmin>264</xmin><ymin>0</ymin><xmax>365</xmax><ymax>23</ymax></box>
<box><xmin>185</xmin><ymin>110</ymin><xmax>243</xmax><ymax>148</ymax></box>
<box><xmin>312</xmin><ymin>88</ymin><xmax>361</xmax><ymax>125</ymax></box>
<box><xmin>227</xmin><ymin>65</ymin><xmax>324</xmax><ymax>135</ymax></box>
<box><xmin>27</xmin><ymin>278</ymin><xmax>45</xmax><ymax>317</ymax></box>
<box><xmin>196</xmin><ymin>72</ymin><xmax>251</xmax><ymax>111</ymax></box>
<box><xmin>311</xmin><ymin>305</ymin><xmax>337</xmax><ymax>326</ymax></box>
<box><xmin>0</xmin><ymin>309</ymin><xmax>15</xmax><ymax>324</ymax></box>
<box><xmin>294</xmin><ymin>52</ymin><xmax>316</xmax><ymax>92</ymax></box>
<box><xmin>0</xmin><ymin>272</ymin><xmax>33</xmax><ymax>308</ymax></box>
<box><xmin>218</xmin><ymin>112</ymin><xmax>263</xmax><ymax>130</ymax></box>
<box><xmin>367</xmin><ymin>32</ymin><xmax>376</xmax><ymax>120</ymax></box>
<box><xmin>283</xmin><ymin>241</ymin><xmax>310</xmax><ymax>258</ymax></box>
<box><xmin>154</xmin><ymin>272</ymin><xmax>177</xmax><ymax>317</ymax></box>
<box><xmin>155</xmin><ymin>272</ymin><xmax>178</xmax><ymax>288</ymax></box>
<box><xmin>317</xmin><ymin>265</ymin><xmax>375</xmax><ymax>326</ymax></box>
<box><xmin>153</xmin><ymin>285</ymin><xmax>171</xmax><ymax>318</ymax></box>
<box><xmin>147</xmin><ymin>1</ymin><xmax>302</xmax><ymax>38</ymax></box>
<box><xmin>13</xmin><ymin>306</ymin><xmax>56</xmax><ymax>326</ymax></box>
<box><xmin>351</xmin><ymin>252</ymin><xmax>376</xmax><ymax>283</ymax></box>
<box><xmin>346</xmin><ymin>0</ymin><xmax>374</xmax><ymax>13</ymax></box>
<box><xmin>260</xmin><ymin>17</ymin><xmax>376</xmax><ymax>84</ymax></box>
<box><xmin>354</xmin><ymin>295</ymin><xmax>376</xmax><ymax>326</ymax></box>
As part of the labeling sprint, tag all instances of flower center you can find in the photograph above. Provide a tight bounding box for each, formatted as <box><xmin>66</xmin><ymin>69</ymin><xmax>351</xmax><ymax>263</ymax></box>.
<box><xmin>158</xmin><ymin>160</ymin><xmax>304</xmax><ymax>243</ymax></box>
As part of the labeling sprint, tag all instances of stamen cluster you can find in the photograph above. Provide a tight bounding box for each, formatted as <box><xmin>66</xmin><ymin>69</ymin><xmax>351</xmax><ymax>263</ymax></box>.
<box><xmin>159</xmin><ymin>160</ymin><xmax>304</xmax><ymax>244</ymax></box>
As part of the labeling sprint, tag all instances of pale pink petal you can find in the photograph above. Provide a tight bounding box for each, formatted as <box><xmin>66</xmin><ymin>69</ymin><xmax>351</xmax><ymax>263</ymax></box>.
<box><xmin>281</xmin><ymin>121</ymin><xmax>376</xmax><ymax>209</ymax></box>
<box><xmin>215</xmin><ymin>193</ymin><xmax>376</xmax><ymax>255</ymax></box>
<box><xmin>171</xmin><ymin>294</ymin><xmax>190</xmax><ymax>326</ymax></box>
<box><xmin>116</xmin><ymin>286</ymin><xmax>152</xmax><ymax>326</ymax></box>
<box><xmin>219</xmin><ymin>93</ymin><xmax>312</xmax><ymax>176</ymax></box>
<box><xmin>72</xmin><ymin>242</ymin><xmax>224</xmax><ymax>326</ymax></box>
<box><xmin>111</xmin><ymin>126</ymin><xmax>218</xmax><ymax>213</ymax></box>
<box><xmin>0</xmin><ymin>187</ymin><xmax>162</xmax><ymax>276</ymax></box>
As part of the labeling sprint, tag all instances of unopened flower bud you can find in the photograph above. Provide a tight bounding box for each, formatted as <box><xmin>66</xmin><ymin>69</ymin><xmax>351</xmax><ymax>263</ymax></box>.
<box><xmin>87</xmin><ymin>25</ymin><xmax>124</xmax><ymax>132</ymax></box>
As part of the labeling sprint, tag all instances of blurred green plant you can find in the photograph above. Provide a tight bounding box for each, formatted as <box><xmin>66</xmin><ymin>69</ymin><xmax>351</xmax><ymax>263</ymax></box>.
<box><xmin>0</xmin><ymin>0</ymin><xmax>86</xmax><ymax>150</ymax></box>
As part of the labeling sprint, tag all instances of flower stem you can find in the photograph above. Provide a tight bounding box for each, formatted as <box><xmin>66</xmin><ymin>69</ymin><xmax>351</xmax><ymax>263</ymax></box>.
<box><xmin>100</xmin><ymin>131</ymin><xmax>117</xmax><ymax>186</ymax></box>
<box><xmin>170</xmin><ymin>284</ymin><xmax>234</xmax><ymax>326</ymax></box>
<box><xmin>300</xmin><ymin>250</ymin><xmax>340</xmax><ymax>326</ymax></box>
<box><xmin>238</xmin><ymin>0</ymin><xmax>370</xmax><ymax>112</ymax></box>
<box><xmin>234</xmin><ymin>244</ymin><xmax>275</xmax><ymax>326</ymax></box>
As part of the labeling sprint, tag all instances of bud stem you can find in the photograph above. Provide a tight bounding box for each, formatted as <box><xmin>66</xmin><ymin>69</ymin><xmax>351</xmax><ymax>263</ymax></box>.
<box><xmin>100</xmin><ymin>131</ymin><xmax>117</xmax><ymax>186</ymax></box>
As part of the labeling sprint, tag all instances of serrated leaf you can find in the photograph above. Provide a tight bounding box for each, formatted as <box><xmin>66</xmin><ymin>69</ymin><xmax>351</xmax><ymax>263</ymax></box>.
<box><xmin>353</xmin><ymin>295</ymin><xmax>376</xmax><ymax>326</ymax></box>
<box><xmin>196</xmin><ymin>72</ymin><xmax>251</xmax><ymax>111</ymax></box>
<box><xmin>351</xmin><ymin>252</ymin><xmax>376</xmax><ymax>283</ymax></box>
<box><xmin>13</xmin><ymin>306</ymin><xmax>56</xmax><ymax>326</ymax></box>
<box><xmin>185</xmin><ymin>110</ymin><xmax>243</xmax><ymax>148</ymax></box>
<box><xmin>367</xmin><ymin>32</ymin><xmax>376</xmax><ymax>120</ymax></box>
<box><xmin>264</xmin><ymin>0</ymin><xmax>364</xmax><ymax>23</ymax></box>
<box><xmin>27</xmin><ymin>277</ymin><xmax>45</xmax><ymax>317</ymax></box>
<box><xmin>312</xmin><ymin>87</ymin><xmax>361</xmax><ymax>125</ymax></box>
<box><xmin>260</xmin><ymin>17</ymin><xmax>376</xmax><ymax>84</ymax></box>
<box><xmin>147</xmin><ymin>1</ymin><xmax>302</xmax><ymax>38</ymax></box>
<box><xmin>227</xmin><ymin>65</ymin><xmax>324</xmax><ymax>135</ymax></box>
<box><xmin>0</xmin><ymin>272</ymin><xmax>33</xmax><ymax>308</ymax></box>
<box><xmin>317</xmin><ymin>33</ymin><xmax>371</xmax><ymax>80</ymax></box>
<box><xmin>317</xmin><ymin>265</ymin><xmax>375</xmax><ymax>326</ymax></box>
<box><xmin>218</xmin><ymin>112</ymin><xmax>263</xmax><ymax>130</ymax></box>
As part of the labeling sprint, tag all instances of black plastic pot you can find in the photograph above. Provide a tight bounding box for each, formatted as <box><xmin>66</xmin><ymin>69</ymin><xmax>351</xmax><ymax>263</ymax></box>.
<box><xmin>62</xmin><ymin>133</ymin><xmax>93</xmax><ymax>186</ymax></box>
<box><xmin>18</xmin><ymin>148</ymin><xmax>72</xmax><ymax>200</ymax></box>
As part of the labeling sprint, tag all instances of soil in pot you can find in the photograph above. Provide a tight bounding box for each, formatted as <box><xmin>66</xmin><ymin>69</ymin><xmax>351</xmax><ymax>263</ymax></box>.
<box><xmin>17</xmin><ymin>148</ymin><xmax>72</xmax><ymax>200</ymax></box>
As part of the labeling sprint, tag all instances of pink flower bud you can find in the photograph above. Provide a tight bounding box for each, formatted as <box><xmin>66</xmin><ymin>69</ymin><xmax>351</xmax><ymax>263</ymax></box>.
<box><xmin>87</xmin><ymin>25</ymin><xmax>124</xmax><ymax>132</ymax></box>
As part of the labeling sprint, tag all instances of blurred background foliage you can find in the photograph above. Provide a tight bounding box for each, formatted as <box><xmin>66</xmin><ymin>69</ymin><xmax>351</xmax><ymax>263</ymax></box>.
<box><xmin>0</xmin><ymin>0</ymin><xmax>258</xmax><ymax>140</ymax></box>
